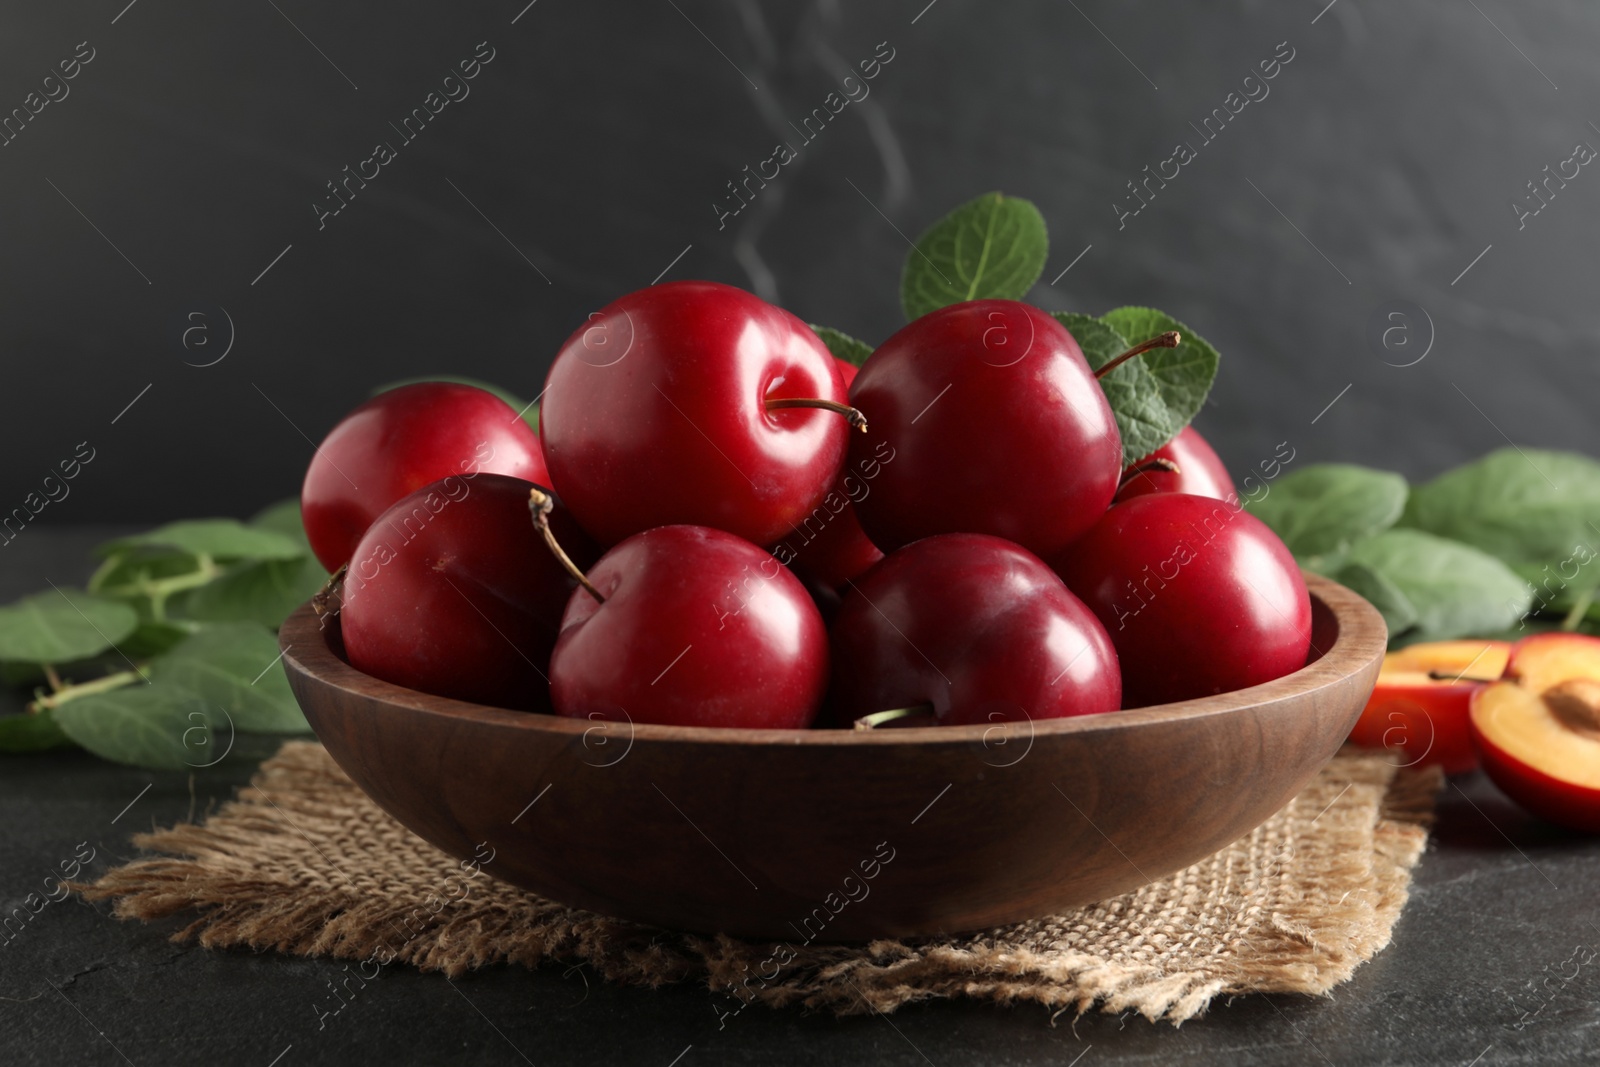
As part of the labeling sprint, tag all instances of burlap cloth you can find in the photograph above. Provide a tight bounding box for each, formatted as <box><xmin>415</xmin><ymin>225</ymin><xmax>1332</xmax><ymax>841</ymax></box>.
<box><xmin>78</xmin><ymin>741</ymin><xmax>1440</xmax><ymax>1025</ymax></box>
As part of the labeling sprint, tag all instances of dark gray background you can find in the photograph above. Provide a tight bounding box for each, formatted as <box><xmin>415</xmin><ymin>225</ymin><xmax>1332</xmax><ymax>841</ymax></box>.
<box><xmin>1</xmin><ymin>0</ymin><xmax>1593</xmax><ymax>526</ymax></box>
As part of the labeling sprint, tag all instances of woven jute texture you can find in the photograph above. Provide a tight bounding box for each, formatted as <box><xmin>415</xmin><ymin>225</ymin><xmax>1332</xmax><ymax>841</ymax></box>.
<box><xmin>78</xmin><ymin>741</ymin><xmax>1440</xmax><ymax>1025</ymax></box>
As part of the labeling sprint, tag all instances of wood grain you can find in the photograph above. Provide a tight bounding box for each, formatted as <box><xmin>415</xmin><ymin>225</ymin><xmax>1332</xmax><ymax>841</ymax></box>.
<box><xmin>280</xmin><ymin>573</ymin><xmax>1386</xmax><ymax>941</ymax></box>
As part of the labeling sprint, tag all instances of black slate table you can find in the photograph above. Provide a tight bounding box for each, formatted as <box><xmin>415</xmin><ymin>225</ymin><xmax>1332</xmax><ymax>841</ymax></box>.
<box><xmin>4</xmin><ymin>529</ymin><xmax>1598</xmax><ymax>1067</ymax></box>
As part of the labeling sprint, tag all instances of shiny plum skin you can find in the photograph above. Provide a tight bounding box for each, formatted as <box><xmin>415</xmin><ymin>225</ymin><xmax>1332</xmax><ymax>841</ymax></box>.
<box><xmin>1054</xmin><ymin>493</ymin><xmax>1311</xmax><ymax>708</ymax></box>
<box><xmin>540</xmin><ymin>281</ymin><xmax>850</xmax><ymax>548</ymax></box>
<box><xmin>848</xmin><ymin>300</ymin><xmax>1122</xmax><ymax>559</ymax></box>
<box><xmin>340</xmin><ymin>474</ymin><xmax>596</xmax><ymax>712</ymax></box>
<box><xmin>302</xmin><ymin>383</ymin><xmax>548</xmax><ymax>572</ymax></box>
<box><xmin>783</xmin><ymin>497</ymin><xmax>884</xmax><ymax>592</ymax></box>
<box><xmin>550</xmin><ymin>525</ymin><xmax>829</xmax><ymax>729</ymax></box>
<box><xmin>827</xmin><ymin>533</ymin><xmax>1121</xmax><ymax>727</ymax></box>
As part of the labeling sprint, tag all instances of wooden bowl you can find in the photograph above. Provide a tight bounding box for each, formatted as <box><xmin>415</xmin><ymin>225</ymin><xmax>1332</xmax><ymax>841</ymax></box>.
<box><xmin>280</xmin><ymin>573</ymin><xmax>1384</xmax><ymax>941</ymax></box>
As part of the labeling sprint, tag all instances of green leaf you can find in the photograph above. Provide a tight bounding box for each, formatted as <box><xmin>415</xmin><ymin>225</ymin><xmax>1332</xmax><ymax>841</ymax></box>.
<box><xmin>1053</xmin><ymin>313</ymin><xmax>1128</xmax><ymax>368</ymax></box>
<box><xmin>1247</xmin><ymin>464</ymin><xmax>1409</xmax><ymax>558</ymax></box>
<box><xmin>251</xmin><ymin>498</ymin><xmax>312</xmax><ymax>550</ymax></box>
<box><xmin>120</xmin><ymin>619</ymin><xmax>196</xmax><ymax>660</ymax></box>
<box><xmin>809</xmin><ymin>325</ymin><xmax>874</xmax><ymax>368</ymax></box>
<box><xmin>1096</xmin><ymin>307</ymin><xmax>1220</xmax><ymax>457</ymax></box>
<box><xmin>900</xmin><ymin>192</ymin><xmax>1049</xmax><ymax>321</ymax></box>
<box><xmin>0</xmin><ymin>589</ymin><xmax>139</xmax><ymax>664</ymax></box>
<box><xmin>100</xmin><ymin>520</ymin><xmax>305</xmax><ymax>563</ymax></box>
<box><xmin>1055</xmin><ymin>312</ymin><xmax>1167</xmax><ymax>467</ymax></box>
<box><xmin>1401</xmin><ymin>448</ymin><xmax>1600</xmax><ymax>565</ymax></box>
<box><xmin>1507</xmin><ymin>562</ymin><xmax>1585</xmax><ymax>616</ymax></box>
<box><xmin>1344</xmin><ymin>529</ymin><xmax>1533</xmax><ymax>641</ymax></box>
<box><xmin>175</xmin><ymin>557</ymin><xmax>327</xmax><ymax>629</ymax></box>
<box><xmin>373</xmin><ymin>375</ymin><xmax>536</xmax><ymax>432</ymax></box>
<box><xmin>53</xmin><ymin>683</ymin><xmax>210</xmax><ymax>769</ymax></box>
<box><xmin>151</xmin><ymin>623</ymin><xmax>307</xmax><ymax>733</ymax></box>
<box><xmin>1</xmin><ymin>618</ymin><xmax>189</xmax><ymax>686</ymax></box>
<box><xmin>1296</xmin><ymin>550</ymin><xmax>1348</xmax><ymax>579</ymax></box>
<box><xmin>1332</xmin><ymin>561</ymin><xmax>1419</xmax><ymax>638</ymax></box>
<box><xmin>0</xmin><ymin>709</ymin><xmax>76</xmax><ymax>753</ymax></box>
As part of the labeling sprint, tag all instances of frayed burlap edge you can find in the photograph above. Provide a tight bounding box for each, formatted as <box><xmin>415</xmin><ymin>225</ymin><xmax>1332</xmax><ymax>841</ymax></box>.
<box><xmin>75</xmin><ymin>742</ymin><xmax>1441</xmax><ymax>1025</ymax></box>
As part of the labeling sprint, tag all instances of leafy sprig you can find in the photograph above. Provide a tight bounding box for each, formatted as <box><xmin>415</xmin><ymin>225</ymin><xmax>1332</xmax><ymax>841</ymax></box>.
<box><xmin>0</xmin><ymin>501</ymin><xmax>325</xmax><ymax>767</ymax></box>
<box><xmin>1248</xmin><ymin>451</ymin><xmax>1600</xmax><ymax>647</ymax></box>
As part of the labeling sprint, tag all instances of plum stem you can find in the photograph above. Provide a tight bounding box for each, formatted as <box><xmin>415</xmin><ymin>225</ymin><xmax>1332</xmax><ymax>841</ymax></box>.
<box><xmin>853</xmin><ymin>704</ymin><xmax>936</xmax><ymax>731</ymax></box>
<box><xmin>765</xmin><ymin>397</ymin><xmax>868</xmax><ymax>432</ymax></box>
<box><xmin>1095</xmin><ymin>331</ymin><xmax>1181</xmax><ymax>379</ymax></box>
<box><xmin>312</xmin><ymin>563</ymin><xmax>347</xmax><ymax>621</ymax></box>
<box><xmin>529</xmin><ymin>488</ymin><xmax>605</xmax><ymax>604</ymax></box>
<box><xmin>1119</xmin><ymin>456</ymin><xmax>1181</xmax><ymax>487</ymax></box>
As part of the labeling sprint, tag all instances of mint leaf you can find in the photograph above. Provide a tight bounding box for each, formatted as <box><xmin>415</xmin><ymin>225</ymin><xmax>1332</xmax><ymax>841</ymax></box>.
<box><xmin>1247</xmin><ymin>465</ymin><xmax>1408</xmax><ymax>558</ymax></box>
<box><xmin>1401</xmin><ymin>448</ymin><xmax>1600</xmax><ymax>565</ymax></box>
<box><xmin>1097</xmin><ymin>308</ymin><xmax>1219</xmax><ymax>454</ymax></box>
<box><xmin>53</xmin><ymin>683</ymin><xmax>210</xmax><ymax>769</ymax></box>
<box><xmin>1332</xmin><ymin>561</ymin><xmax>1419</xmax><ymax>637</ymax></box>
<box><xmin>100</xmin><ymin>520</ymin><xmax>305</xmax><ymax>562</ymax></box>
<box><xmin>373</xmin><ymin>376</ymin><xmax>536</xmax><ymax>431</ymax></box>
<box><xmin>0</xmin><ymin>589</ymin><xmax>138</xmax><ymax>663</ymax></box>
<box><xmin>1345</xmin><ymin>529</ymin><xmax>1532</xmax><ymax>640</ymax></box>
<box><xmin>0</xmin><ymin>710</ymin><xmax>75</xmax><ymax>753</ymax></box>
<box><xmin>151</xmin><ymin>623</ymin><xmax>307</xmax><ymax>733</ymax></box>
<box><xmin>810</xmin><ymin>325</ymin><xmax>873</xmax><ymax>368</ymax></box>
<box><xmin>1054</xmin><ymin>313</ymin><xmax>1129</xmax><ymax>367</ymax></box>
<box><xmin>900</xmin><ymin>192</ymin><xmax>1048</xmax><ymax>321</ymax></box>
<box><xmin>175</xmin><ymin>557</ymin><xmax>327</xmax><ymax>629</ymax></box>
<box><xmin>1055</xmin><ymin>312</ymin><xmax>1171</xmax><ymax>467</ymax></box>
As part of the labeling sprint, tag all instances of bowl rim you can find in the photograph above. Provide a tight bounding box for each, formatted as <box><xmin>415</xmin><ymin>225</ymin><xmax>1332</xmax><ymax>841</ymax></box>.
<box><xmin>280</xmin><ymin>572</ymin><xmax>1385</xmax><ymax>748</ymax></box>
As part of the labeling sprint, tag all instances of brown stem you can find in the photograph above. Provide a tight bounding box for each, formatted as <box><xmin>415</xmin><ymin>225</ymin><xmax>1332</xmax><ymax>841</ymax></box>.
<box><xmin>853</xmin><ymin>704</ymin><xmax>936</xmax><ymax>731</ymax></box>
<box><xmin>312</xmin><ymin>563</ymin><xmax>347</xmax><ymax>619</ymax></box>
<box><xmin>42</xmin><ymin>663</ymin><xmax>63</xmax><ymax>693</ymax></box>
<box><xmin>529</xmin><ymin>488</ymin><xmax>605</xmax><ymax>604</ymax></box>
<box><xmin>765</xmin><ymin>397</ymin><xmax>868</xmax><ymax>433</ymax></box>
<box><xmin>1427</xmin><ymin>670</ymin><xmax>1499</xmax><ymax>684</ymax></box>
<box><xmin>1118</xmin><ymin>456</ymin><xmax>1181</xmax><ymax>488</ymax></box>
<box><xmin>1095</xmin><ymin>331</ymin><xmax>1182</xmax><ymax>380</ymax></box>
